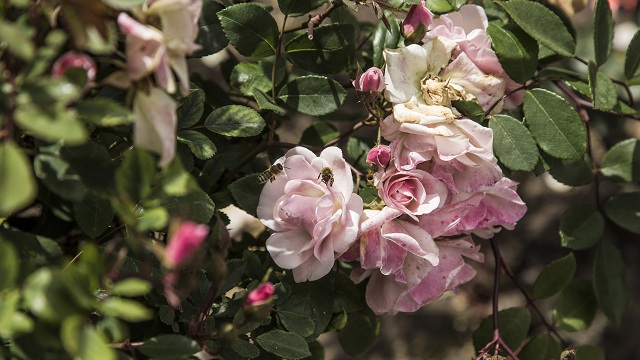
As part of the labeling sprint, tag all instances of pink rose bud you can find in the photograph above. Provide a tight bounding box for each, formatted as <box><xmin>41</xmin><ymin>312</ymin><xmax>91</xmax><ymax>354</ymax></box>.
<box><xmin>165</xmin><ymin>221</ymin><xmax>209</xmax><ymax>268</ymax></box>
<box><xmin>244</xmin><ymin>282</ymin><xmax>275</xmax><ymax>307</ymax></box>
<box><xmin>402</xmin><ymin>0</ymin><xmax>433</xmax><ymax>43</ymax></box>
<box><xmin>366</xmin><ymin>145</ymin><xmax>391</xmax><ymax>168</ymax></box>
<box><xmin>353</xmin><ymin>67</ymin><xmax>385</xmax><ymax>93</ymax></box>
<box><xmin>51</xmin><ymin>51</ymin><xmax>97</xmax><ymax>84</ymax></box>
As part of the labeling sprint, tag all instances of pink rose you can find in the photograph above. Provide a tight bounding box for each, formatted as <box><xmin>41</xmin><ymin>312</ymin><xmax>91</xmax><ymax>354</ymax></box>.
<box><xmin>352</xmin><ymin>236</ymin><xmax>483</xmax><ymax>315</ymax></box>
<box><xmin>257</xmin><ymin>147</ymin><xmax>363</xmax><ymax>282</ymax></box>
<box><xmin>380</xmin><ymin>99</ymin><xmax>497</xmax><ymax>174</ymax></box>
<box><xmin>428</xmin><ymin>5</ymin><xmax>524</xmax><ymax>108</ymax></box>
<box><xmin>133</xmin><ymin>87</ymin><xmax>178</xmax><ymax>166</ymax></box>
<box><xmin>165</xmin><ymin>221</ymin><xmax>209</xmax><ymax>268</ymax></box>
<box><xmin>366</xmin><ymin>145</ymin><xmax>391</xmax><ymax>169</ymax></box>
<box><xmin>117</xmin><ymin>13</ymin><xmax>169</xmax><ymax>82</ymax></box>
<box><xmin>353</xmin><ymin>67</ymin><xmax>385</xmax><ymax>102</ymax></box>
<box><xmin>402</xmin><ymin>0</ymin><xmax>434</xmax><ymax>42</ymax></box>
<box><xmin>376</xmin><ymin>167</ymin><xmax>448</xmax><ymax>220</ymax></box>
<box><xmin>51</xmin><ymin>51</ymin><xmax>97</xmax><ymax>84</ymax></box>
<box><xmin>245</xmin><ymin>282</ymin><xmax>275</xmax><ymax>307</ymax></box>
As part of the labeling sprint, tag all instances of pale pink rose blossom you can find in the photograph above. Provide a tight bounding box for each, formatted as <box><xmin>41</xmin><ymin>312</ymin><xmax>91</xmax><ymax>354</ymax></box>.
<box><xmin>419</xmin><ymin>177</ymin><xmax>527</xmax><ymax>239</ymax></box>
<box><xmin>380</xmin><ymin>99</ymin><xmax>498</xmax><ymax>179</ymax></box>
<box><xmin>165</xmin><ymin>221</ymin><xmax>209</xmax><ymax>268</ymax></box>
<box><xmin>376</xmin><ymin>167</ymin><xmax>448</xmax><ymax>220</ymax></box>
<box><xmin>428</xmin><ymin>4</ymin><xmax>524</xmax><ymax>108</ymax></box>
<box><xmin>402</xmin><ymin>0</ymin><xmax>434</xmax><ymax>40</ymax></box>
<box><xmin>51</xmin><ymin>51</ymin><xmax>97</xmax><ymax>84</ymax></box>
<box><xmin>133</xmin><ymin>87</ymin><xmax>178</xmax><ymax>166</ymax></box>
<box><xmin>352</xmin><ymin>236</ymin><xmax>483</xmax><ymax>315</ymax></box>
<box><xmin>117</xmin><ymin>13</ymin><xmax>169</xmax><ymax>82</ymax></box>
<box><xmin>244</xmin><ymin>282</ymin><xmax>275</xmax><ymax>307</ymax></box>
<box><xmin>257</xmin><ymin>147</ymin><xmax>363</xmax><ymax>282</ymax></box>
<box><xmin>366</xmin><ymin>145</ymin><xmax>392</xmax><ymax>169</ymax></box>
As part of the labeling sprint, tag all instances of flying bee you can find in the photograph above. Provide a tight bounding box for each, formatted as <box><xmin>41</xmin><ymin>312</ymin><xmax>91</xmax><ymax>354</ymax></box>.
<box><xmin>318</xmin><ymin>167</ymin><xmax>334</xmax><ymax>187</ymax></box>
<box><xmin>257</xmin><ymin>163</ymin><xmax>285</xmax><ymax>184</ymax></box>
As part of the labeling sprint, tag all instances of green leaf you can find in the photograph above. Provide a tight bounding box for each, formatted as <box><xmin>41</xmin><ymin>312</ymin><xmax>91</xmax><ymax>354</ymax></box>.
<box><xmin>624</xmin><ymin>30</ymin><xmax>640</xmax><ymax>79</ymax></box>
<box><xmin>79</xmin><ymin>326</ymin><xmax>117</xmax><ymax>360</ymax></box>
<box><xmin>278</xmin><ymin>311</ymin><xmax>315</xmax><ymax>337</ymax></box>
<box><xmin>252</xmin><ymin>88</ymin><xmax>287</xmax><ymax>115</ymax></box>
<box><xmin>489</xmin><ymin>114</ymin><xmax>539</xmax><ymax>171</ymax></box>
<box><xmin>115</xmin><ymin>149</ymin><xmax>156</xmax><ymax>203</ymax></box>
<box><xmin>425</xmin><ymin>0</ymin><xmax>454</xmax><ymax>13</ymax></box>
<box><xmin>588</xmin><ymin>61</ymin><xmax>617</xmax><ymax>111</ymax></box>
<box><xmin>0</xmin><ymin>230</ymin><xmax>62</xmax><ymax>282</ymax></box>
<box><xmin>111</xmin><ymin>278</ymin><xmax>152</xmax><ymax>297</ymax></box>
<box><xmin>191</xmin><ymin>0</ymin><xmax>229</xmax><ymax>58</ymax></box>
<box><xmin>0</xmin><ymin>142</ymin><xmax>37</xmax><ymax>216</ymax></box>
<box><xmin>74</xmin><ymin>193</ymin><xmax>115</xmax><ymax>239</ymax></box>
<box><xmin>101</xmin><ymin>0</ymin><xmax>144</xmax><ymax>9</ymax></box>
<box><xmin>229</xmin><ymin>174</ymin><xmax>262</xmax><ymax>218</ymax></box>
<box><xmin>159</xmin><ymin>305</ymin><xmax>175</xmax><ymax>325</ymax></box>
<box><xmin>553</xmin><ymin>279</ymin><xmax>598</xmax><ymax>331</ymax></box>
<box><xmin>523</xmin><ymin>89</ymin><xmax>586</xmax><ymax>159</ymax></box>
<box><xmin>0</xmin><ymin>240</ymin><xmax>18</xmax><ymax>291</ymax></box>
<box><xmin>256</xmin><ymin>330</ymin><xmax>311</xmax><ymax>359</ymax></box>
<box><xmin>576</xmin><ymin>345</ymin><xmax>605</xmax><ymax>360</ymax></box>
<box><xmin>278</xmin><ymin>0</ymin><xmax>325</xmax><ymax>16</ymax></box>
<box><xmin>178</xmin><ymin>130</ymin><xmax>217</xmax><ymax>160</ymax></box>
<box><xmin>452</xmin><ymin>100</ymin><xmax>485</xmax><ymax>123</ymax></box>
<box><xmin>500</xmin><ymin>0</ymin><xmax>575</xmax><ymax>57</ymax></box>
<box><xmin>605</xmin><ymin>192</ymin><xmax>640</xmax><ymax>234</ymax></box>
<box><xmin>593</xmin><ymin>240</ymin><xmax>628</xmax><ymax>326</ymax></box>
<box><xmin>533</xmin><ymin>253</ymin><xmax>576</xmax><ymax>299</ymax></box>
<box><xmin>162</xmin><ymin>190</ymin><xmax>216</xmax><ymax>224</ymax></box>
<box><xmin>230</xmin><ymin>339</ymin><xmax>260</xmax><ymax>359</ymax></box>
<box><xmin>23</xmin><ymin>268</ymin><xmax>86</xmax><ymax>323</ymax></box>
<box><xmin>486</xmin><ymin>23</ymin><xmax>538</xmax><ymax>84</ymax></box>
<box><xmin>600</xmin><ymin>138</ymin><xmax>640</xmax><ymax>182</ymax></box>
<box><xmin>338</xmin><ymin>311</ymin><xmax>379</xmax><ymax>356</ymax></box>
<box><xmin>137</xmin><ymin>335</ymin><xmax>201</xmax><ymax>359</ymax></box>
<box><xmin>473</xmin><ymin>307</ymin><xmax>530</xmax><ymax>352</ymax></box>
<box><xmin>301</xmin><ymin>121</ymin><xmax>339</xmax><ymax>147</ymax></box>
<box><xmin>0</xmin><ymin>20</ymin><xmax>35</xmax><ymax>61</ymax></box>
<box><xmin>137</xmin><ymin>206</ymin><xmax>169</xmax><ymax>232</ymax></box>
<box><xmin>372</xmin><ymin>19</ymin><xmax>402</xmax><ymax>69</ymax></box>
<box><xmin>177</xmin><ymin>89</ymin><xmax>205</xmax><ymax>129</ymax></box>
<box><xmin>279</xmin><ymin>273</ymin><xmax>335</xmax><ymax>340</ymax></box>
<box><xmin>278</xmin><ymin>76</ymin><xmax>347</xmax><ymax>116</ymax></box>
<box><xmin>217</xmin><ymin>3</ymin><xmax>278</xmax><ymax>58</ymax></box>
<box><xmin>76</xmin><ymin>98</ymin><xmax>134</xmax><ymax>127</ymax></box>
<box><xmin>285</xmin><ymin>24</ymin><xmax>355</xmax><ymax>74</ymax></box>
<box><xmin>518</xmin><ymin>334</ymin><xmax>562</xmax><ymax>360</ymax></box>
<box><xmin>230</xmin><ymin>61</ymin><xmax>273</xmax><ymax>97</ymax></box>
<box><xmin>34</xmin><ymin>154</ymin><xmax>87</xmax><ymax>202</ymax></box>
<box><xmin>101</xmin><ymin>298</ymin><xmax>153</xmax><ymax>322</ymax></box>
<box><xmin>204</xmin><ymin>105</ymin><xmax>266</xmax><ymax>137</ymax></box>
<box><xmin>593</xmin><ymin>0</ymin><xmax>614</xmax><ymax>66</ymax></box>
<box><xmin>559</xmin><ymin>203</ymin><xmax>603</xmax><ymax>250</ymax></box>
<box><xmin>545</xmin><ymin>155</ymin><xmax>594</xmax><ymax>186</ymax></box>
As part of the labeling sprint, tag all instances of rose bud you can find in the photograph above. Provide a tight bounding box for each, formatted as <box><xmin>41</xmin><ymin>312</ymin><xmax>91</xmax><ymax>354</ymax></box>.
<box><xmin>366</xmin><ymin>145</ymin><xmax>391</xmax><ymax>169</ymax></box>
<box><xmin>402</xmin><ymin>0</ymin><xmax>433</xmax><ymax>44</ymax></box>
<box><xmin>164</xmin><ymin>221</ymin><xmax>209</xmax><ymax>268</ymax></box>
<box><xmin>51</xmin><ymin>51</ymin><xmax>97</xmax><ymax>84</ymax></box>
<box><xmin>244</xmin><ymin>282</ymin><xmax>275</xmax><ymax>307</ymax></box>
<box><xmin>353</xmin><ymin>67</ymin><xmax>385</xmax><ymax>102</ymax></box>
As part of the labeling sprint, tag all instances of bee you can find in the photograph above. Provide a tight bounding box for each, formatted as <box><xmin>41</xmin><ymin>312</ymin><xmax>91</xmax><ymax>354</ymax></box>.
<box><xmin>257</xmin><ymin>163</ymin><xmax>285</xmax><ymax>184</ymax></box>
<box><xmin>318</xmin><ymin>167</ymin><xmax>334</xmax><ymax>187</ymax></box>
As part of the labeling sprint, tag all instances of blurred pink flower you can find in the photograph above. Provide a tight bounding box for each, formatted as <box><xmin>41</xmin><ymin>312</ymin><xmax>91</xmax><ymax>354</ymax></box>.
<box><xmin>117</xmin><ymin>13</ymin><xmax>169</xmax><ymax>82</ymax></box>
<box><xmin>133</xmin><ymin>87</ymin><xmax>178</xmax><ymax>166</ymax></box>
<box><xmin>165</xmin><ymin>221</ymin><xmax>209</xmax><ymax>268</ymax></box>
<box><xmin>245</xmin><ymin>282</ymin><xmax>275</xmax><ymax>307</ymax></box>
<box><xmin>51</xmin><ymin>51</ymin><xmax>97</xmax><ymax>84</ymax></box>
<box><xmin>257</xmin><ymin>147</ymin><xmax>363</xmax><ymax>282</ymax></box>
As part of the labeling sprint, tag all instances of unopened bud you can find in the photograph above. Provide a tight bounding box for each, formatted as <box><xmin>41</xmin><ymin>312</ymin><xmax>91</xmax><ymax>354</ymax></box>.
<box><xmin>164</xmin><ymin>221</ymin><xmax>209</xmax><ymax>268</ymax></box>
<box><xmin>244</xmin><ymin>282</ymin><xmax>275</xmax><ymax>307</ymax></box>
<box><xmin>51</xmin><ymin>51</ymin><xmax>97</xmax><ymax>84</ymax></box>
<box><xmin>366</xmin><ymin>145</ymin><xmax>391</xmax><ymax>169</ymax></box>
<box><xmin>353</xmin><ymin>67</ymin><xmax>385</xmax><ymax>102</ymax></box>
<box><xmin>402</xmin><ymin>0</ymin><xmax>433</xmax><ymax>44</ymax></box>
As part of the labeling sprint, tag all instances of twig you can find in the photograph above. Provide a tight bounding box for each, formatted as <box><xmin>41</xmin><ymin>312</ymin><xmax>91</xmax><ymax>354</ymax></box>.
<box><xmin>484</xmin><ymin>84</ymin><xmax>530</xmax><ymax>117</ymax></box>
<box><xmin>188</xmin><ymin>283</ymin><xmax>219</xmax><ymax>339</ymax></box>
<box><xmin>282</xmin><ymin>2</ymin><xmax>340</xmax><ymax>34</ymax></box>
<box><xmin>324</xmin><ymin>120</ymin><xmax>366</xmax><ymax>148</ymax></box>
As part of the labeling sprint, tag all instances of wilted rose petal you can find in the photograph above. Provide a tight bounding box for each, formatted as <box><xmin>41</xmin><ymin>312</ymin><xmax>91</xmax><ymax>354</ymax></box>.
<box><xmin>133</xmin><ymin>87</ymin><xmax>178</xmax><ymax>166</ymax></box>
<box><xmin>117</xmin><ymin>12</ymin><xmax>168</xmax><ymax>81</ymax></box>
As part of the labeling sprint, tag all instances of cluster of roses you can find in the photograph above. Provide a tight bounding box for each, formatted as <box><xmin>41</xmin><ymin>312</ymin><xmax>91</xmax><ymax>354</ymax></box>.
<box><xmin>257</xmin><ymin>3</ymin><xmax>527</xmax><ymax>315</ymax></box>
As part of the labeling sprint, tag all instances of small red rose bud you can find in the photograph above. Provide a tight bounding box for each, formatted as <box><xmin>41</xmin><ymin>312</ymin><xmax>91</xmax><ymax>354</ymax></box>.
<box><xmin>164</xmin><ymin>221</ymin><xmax>209</xmax><ymax>268</ymax></box>
<box><xmin>353</xmin><ymin>67</ymin><xmax>385</xmax><ymax>102</ymax></box>
<box><xmin>366</xmin><ymin>145</ymin><xmax>391</xmax><ymax>169</ymax></box>
<box><xmin>244</xmin><ymin>282</ymin><xmax>275</xmax><ymax>307</ymax></box>
<box><xmin>51</xmin><ymin>51</ymin><xmax>97</xmax><ymax>84</ymax></box>
<box><xmin>402</xmin><ymin>0</ymin><xmax>433</xmax><ymax>44</ymax></box>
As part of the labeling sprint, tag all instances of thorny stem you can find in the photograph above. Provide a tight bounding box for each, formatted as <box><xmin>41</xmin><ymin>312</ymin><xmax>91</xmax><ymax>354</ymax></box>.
<box><xmin>282</xmin><ymin>2</ymin><xmax>339</xmax><ymax>34</ymax></box>
<box><xmin>188</xmin><ymin>283</ymin><xmax>219</xmax><ymax>339</ymax></box>
<box><xmin>573</xmin><ymin>56</ymin><xmax>634</xmax><ymax>106</ymax></box>
<box><xmin>324</xmin><ymin>120</ymin><xmax>366</xmax><ymax>147</ymax></box>
<box><xmin>484</xmin><ymin>84</ymin><xmax>530</xmax><ymax>117</ymax></box>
